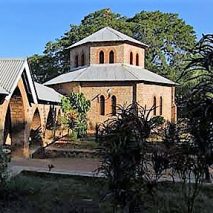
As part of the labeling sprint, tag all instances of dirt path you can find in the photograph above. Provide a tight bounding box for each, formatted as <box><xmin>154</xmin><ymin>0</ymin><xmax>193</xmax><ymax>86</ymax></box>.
<box><xmin>9</xmin><ymin>157</ymin><xmax>101</xmax><ymax>177</ymax></box>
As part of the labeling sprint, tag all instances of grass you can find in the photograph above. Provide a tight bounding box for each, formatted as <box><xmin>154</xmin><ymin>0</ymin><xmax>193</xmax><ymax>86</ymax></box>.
<box><xmin>0</xmin><ymin>172</ymin><xmax>213</xmax><ymax>213</ymax></box>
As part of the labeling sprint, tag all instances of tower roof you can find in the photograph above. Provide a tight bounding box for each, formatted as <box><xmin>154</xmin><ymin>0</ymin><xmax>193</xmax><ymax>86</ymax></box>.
<box><xmin>67</xmin><ymin>27</ymin><xmax>148</xmax><ymax>49</ymax></box>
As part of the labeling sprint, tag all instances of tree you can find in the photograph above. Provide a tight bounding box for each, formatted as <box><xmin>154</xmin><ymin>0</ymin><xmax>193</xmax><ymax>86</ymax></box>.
<box><xmin>180</xmin><ymin>34</ymin><xmax>213</xmax><ymax>181</ymax></box>
<box><xmin>97</xmin><ymin>104</ymin><xmax>165</xmax><ymax>212</ymax></box>
<box><xmin>28</xmin><ymin>9</ymin><xmax>196</xmax><ymax>86</ymax></box>
<box><xmin>130</xmin><ymin>11</ymin><xmax>196</xmax><ymax>82</ymax></box>
<box><xmin>61</xmin><ymin>93</ymin><xmax>91</xmax><ymax>138</ymax></box>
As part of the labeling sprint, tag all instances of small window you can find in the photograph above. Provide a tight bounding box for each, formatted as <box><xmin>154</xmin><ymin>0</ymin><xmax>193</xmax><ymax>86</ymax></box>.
<box><xmin>99</xmin><ymin>51</ymin><xmax>104</xmax><ymax>64</ymax></box>
<box><xmin>153</xmin><ymin>96</ymin><xmax>157</xmax><ymax>116</ymax></box>
<box><xmin>81</xmin><ymin>53</ymin><xmax>85</xmax><ymax>66</ymax></box>
<box><xmin>136</xmin><ymin>53</ymin><xmax>139</xmax><ymax>66</ymax></box>
<box><xmin>75</xmin><ymin>55</ymin><xmax>78</xmax><ymax>67</ymax></box>
<box><xmin>130</xmin><ymin>52</ymin><xmax>133</xmax><ymax>65</ymax></box>
<box><xmin>160</xmin><ymin>96</ymin><xmax>163</xmax><ymax>115</ymax></box>
<box><xmin>100</xmin><ymin>95</ymin><xmax>105</xmax><ymax>115</ymax></box>
<box><xmin>109</xmin><ymin>50</ymin><xmax>114</xmax><ymax>64</ymax></box>
<box><xmin>111</xmin><ymin>95</ymin><xmax>116</xmax><ymax>116</ymax></box>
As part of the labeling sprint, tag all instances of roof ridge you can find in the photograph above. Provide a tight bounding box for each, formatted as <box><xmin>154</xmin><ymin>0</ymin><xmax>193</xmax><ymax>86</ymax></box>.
<box><xmin>122</xmin><ymin>64</ymin><xmax>140</xmax><ymax>80</ymax></box>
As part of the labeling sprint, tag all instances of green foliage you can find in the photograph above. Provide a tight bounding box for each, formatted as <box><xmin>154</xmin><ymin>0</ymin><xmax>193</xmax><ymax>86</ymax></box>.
<box><xmin>28</xmin><ymin>9</ymin><xmax>196</xmax><ymax>85</ymax></box>
<box><xmin>61</xmin><ymin>93</ymin><xmax>91</xmax><ymax>138</ymax></box>
<box><xmin>97</xmin><ymin>104</ymin><xmax>164</xmax><ymax>212</ymax></box>
<box><xmin>130</xmin><ymin>11</ymin><xmax>196</xmax><ymax>82</ymax></box>
<box><xmin>0</xmin><ymin>146</ymin><xmax>9</xmax><ymax>189</ymax></box>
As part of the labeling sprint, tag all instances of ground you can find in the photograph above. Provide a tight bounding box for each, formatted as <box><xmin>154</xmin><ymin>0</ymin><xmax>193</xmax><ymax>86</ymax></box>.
<box><xmin>0</xmin><ymin>172</ymin><xmax>213</xmax><ymax>213</ymax></box>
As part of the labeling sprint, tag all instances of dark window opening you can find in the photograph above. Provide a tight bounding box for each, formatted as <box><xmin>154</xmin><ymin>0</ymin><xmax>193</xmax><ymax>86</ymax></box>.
<box><xmin>99</xmin><ymin>51</ymin><xmax>104</xmax><ymax>64</ymax></box>
<box><xmin>109</xmin><ymin>50</ymin><xmax>114</xmax><ymax>64</ymax></box>
<box><xmin>81</xmin><ymin>54</ymin><xmax>85</xmax><ymax>66</ymax></box>
<box><xmin>160</xmin><ymin>96</ymin><xmax>163</xmax><ymax>115</ymax></box>
<box><xmin>111</xmin><ymin>95</ymin><xmax>116</xmax><ymax>116</ymax></box>
<box><xmin>136</xmin><ymin>53</ymin><xmax>139</xmax><ymax>66</ymax></box>
<box><xmin>75</xmin><ymin>55</ymin><xmax>79</xmax><ymax>67</ymax></box>
<box><xmin>130</xmin><ymin>52</ymin><xmax>133</xmax><ymax>65</ymax></box>
<box><xmin>100</xmin><ymin>95</ymin><xmax>105</xmax><ymax>115</ymax></box>
<box><xmin>153</xmin><ymin>96</ymin><xmax>157</xmax><ymax>116</ymax></box>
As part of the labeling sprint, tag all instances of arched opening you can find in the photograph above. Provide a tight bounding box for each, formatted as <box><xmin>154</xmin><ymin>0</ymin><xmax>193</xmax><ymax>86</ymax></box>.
<box><xmin>153</xmin><ymin>96</ymin><xmax>157</xmax><ymax>116</ymax></box>
<box><xmin>29</xmin><ymin>109</ymin><xmax>42</xmax><ymax>149</ymax></box>
<box><xmin>75</xmin><ymin>55</ymin><xmax>79</xmax><ymax>67</ymax></box>
<box><xmin>160</xmin><ymin>96</ymin><xmax>163</xmax><ymax>115</ymax></box>
<box><xmin>3</xmin><ymin>87</ymin><xmax>26</xmax><ymax>155</ymax></box>
<box><xmin>45</xmin><ymin>106</ymin><xmax>56</xmax><ymax>140</ymax></box>
<box><xmin>136</xmin><ymin>53</ymin><xmax>139</xmax><ymax>66</ymax></box>
<box><xmin>111</xmin><ymin>95</ymin><xmax>116</xmax><ymax>116</ymax></box>
<box><xmin>100</xmin><ymin>95</ymin><xmax>105</xmax><ymax>115</ymax></box>
<box><xmin>81</xmin><ymin>53</ymin><xmax>85</xmax><ymax>66</ymax></box>
<box><xmin>130</xmin><ymin>52</ymin><xmax>133</xmax><ymax>65</ymax></box>
<box><xmin>99</xmin><ymin>51</ymin><xmax>104</xmax><ymax>64</ymax></box>
<box><xmin>109</xmin><ymin>50</ymin><xmax>114</xmax><ymax>64</ymax></box>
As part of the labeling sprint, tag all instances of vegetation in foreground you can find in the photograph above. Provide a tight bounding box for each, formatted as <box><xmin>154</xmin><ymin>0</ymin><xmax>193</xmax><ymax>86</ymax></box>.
<box><xmin>0</xmin><ymin>172</ymin><xmax>212</xmax><ymax>213</ymax></box>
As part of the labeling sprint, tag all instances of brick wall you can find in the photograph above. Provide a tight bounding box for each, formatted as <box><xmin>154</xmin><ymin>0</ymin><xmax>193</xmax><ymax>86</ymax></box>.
<box><xmin>70</xmin><ymin>41</ymin><xmax>146</xmax><ymax>68</ymax></box>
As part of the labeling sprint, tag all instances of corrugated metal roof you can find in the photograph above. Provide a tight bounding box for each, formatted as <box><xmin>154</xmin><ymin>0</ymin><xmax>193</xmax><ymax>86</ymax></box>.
<box><xmin>68</xmin><ymin>27</ymin><xmax>148</xmax><ymax>49</ymax></box>
<box><xmin>0</xmin><ymin>58</ymin><xmax>25</xmax><ymax>94</ymax></box>
<box><xmin>35</xmin><ymin>82</ymin><xmax>62</xmax><ymax>103</ymax></box>
<box><xmin>44</xmin><ymin>63</ymin><xmax>176</xmax><ymax>86</ymax></box>
<box><xmin>0</xmin><ymin>85</ymin><xmax>9</xmax><ymax>95</ymax></box>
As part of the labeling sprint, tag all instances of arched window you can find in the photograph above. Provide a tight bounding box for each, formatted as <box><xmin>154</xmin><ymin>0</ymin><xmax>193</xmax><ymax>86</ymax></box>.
<box><xmin>75</xmin><ymin>55</ymin><xmax>78</xmax><ymax>67</ymax></box>
<box><xmin>99</xmin><ymin>51</ymin><xmax>104</xmax><ymax>64</ymax></box>
<box><xmin>130</xmin><ymin>52</ymin><xmax>133</xmax><ymax>65</ymax></box>
<box><xmin>153</xmin><ymin>96</ymin><xmax>157</xmax><ymax>116</ymax></box>
<box><xmin>136</xmin><ymin>53</ymin><xmax>139</xmax><ymax>66</ymax></box>
<box><xmin>100</xmin><ymin>95</ymin><xmax>105</xmax><ymax>115</ymax></box>
<box><xmin>109</xmin><ymin>50</ymin><xmax>114</xmax><ymax>64</ymax></box>
<box><xmin>111</xmin><ymin>95</ymin><xmax>116</xmax><ymax>116</ymax></box>
<box><xmin>81</xmin><ymin>53</ymin><xmax>85</xmax><ymax>66</ymax></box>
<box><xmin>160</xmin><ymin>96</ymin><xmax>163</xmax><ymax>115</ymax></box>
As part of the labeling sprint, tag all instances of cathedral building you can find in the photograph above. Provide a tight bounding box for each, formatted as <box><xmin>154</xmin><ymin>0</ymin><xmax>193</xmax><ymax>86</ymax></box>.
<box><xmin>45</xmin><ymin>27</ymin><xmax>177</xmax><ymax>130</ymax></box>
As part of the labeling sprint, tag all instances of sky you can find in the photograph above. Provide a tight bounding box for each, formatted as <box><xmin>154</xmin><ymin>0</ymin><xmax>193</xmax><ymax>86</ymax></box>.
<box><xmin>0</xmin><ymin>0</ymin><xmax>212</xmax><ymax>58</ymax></box>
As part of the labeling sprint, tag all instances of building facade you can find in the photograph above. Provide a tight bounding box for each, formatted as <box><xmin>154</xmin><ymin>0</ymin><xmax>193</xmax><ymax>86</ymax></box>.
<box><xmin>0</xmin><ymin>59</ymin><xmax>63</xmax><ymax>157</ymax></box>
<box><xmin>45</xmin><ymin>27</ymin><xmax>177</xmax><ymax>130</ymax></box>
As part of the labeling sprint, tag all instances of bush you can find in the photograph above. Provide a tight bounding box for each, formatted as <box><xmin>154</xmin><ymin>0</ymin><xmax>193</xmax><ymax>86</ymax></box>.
<box><xmin>0</xmin><ymin>146</ymin><xmax>9</xmax><ymax>189</ymax></box>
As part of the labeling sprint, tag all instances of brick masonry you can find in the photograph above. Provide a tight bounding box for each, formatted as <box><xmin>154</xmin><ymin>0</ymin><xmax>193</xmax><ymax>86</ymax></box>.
<box><xmin>0</xmin><ymin>78</ymin><xmax>62</xmax><ymax>157</ymax></box>
<box><xmin>54</xmin><ymin>39</ymin><xmax>177</xmax><ymax>130</ymax></box>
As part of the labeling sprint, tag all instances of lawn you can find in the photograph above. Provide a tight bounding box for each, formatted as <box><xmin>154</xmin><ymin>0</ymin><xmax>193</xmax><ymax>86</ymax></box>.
<box><xmin>0</xmin><ymin>172</ymin><xmax>213</xmax><ymax>213</ymax></box>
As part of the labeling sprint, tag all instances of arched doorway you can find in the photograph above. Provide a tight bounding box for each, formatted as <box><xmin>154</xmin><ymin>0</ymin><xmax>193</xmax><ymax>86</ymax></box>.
<box><xmin>45</xmin><ymin>106</ymin><xmax>56</xmax><ymax>140</ymax></box>
<box><xmin>29</xmin><ymin>109</ymin><xmax>42</xmax><ymax>150</ymax></box>
<box><xmin>3</xmin><ymin>87</ymin><xmax>26</xmax><ymax>156</ymax></box>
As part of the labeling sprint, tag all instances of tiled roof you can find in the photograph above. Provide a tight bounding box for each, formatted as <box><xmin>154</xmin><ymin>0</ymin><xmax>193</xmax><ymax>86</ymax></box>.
<box><xmin>67</xmin><ymin>27</ymin><xmax>148</xmax><ymax>49</ymax></box>
<box><xmin>44</xmin><ymin>63</ymin><xmax>176</xmax><ymax>86</ymax></box>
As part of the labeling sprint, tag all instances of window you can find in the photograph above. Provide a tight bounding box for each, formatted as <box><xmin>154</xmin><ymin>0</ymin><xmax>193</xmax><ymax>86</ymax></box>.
<box><xmin>109</xmin><ymin>50</ymin><xmax>114</xmax><ymax>64</ymax></box>
<box><xmin>100</xmin><ymin>95</ymin><xmax>105</xmax><ymax>115</ymax></box>
<box><xmin>99</xmin><ymin>51</ymin><xmax>104</xmax><ymax>64</ymax></box>
<box><xmin>81</xmin><ymin>53</ymin><xmax>85</xmax><ymax>66</ymax></box>
<box><xmin>160</xmin><ymin>96</ymin><xmax>163</xmax><ymax>115</ymax></box>
<box><xmin>75</xmin><ymin>55</ymin><xmax>78</xmax><ymax>67</ymax></box>
<box><xmin>130</xmin><ymin>52</ymin><xmax>133</xmax><ymax>65</ymax></box>
<box><xmin>136</xmin><ymin>53</ymin><xmax>139</xmax><ymax>66</ymax></box>
<box><xmin>153</xmin><ymin>96</ymin><xmax>157</xmax><ymax>116</ymax></box>
<box><xmin>111</xmin><ymin>96</ymin><xmax>116</xmax><ymax>116</ymax></box>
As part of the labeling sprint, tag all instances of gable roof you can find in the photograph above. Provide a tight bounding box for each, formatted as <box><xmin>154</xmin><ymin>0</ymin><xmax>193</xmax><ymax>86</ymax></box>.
<box><xmin>67</xmin><ymin>27</ymin><xmax>148</xmax><ymax>49</ymax></box>
<box><xmin>44</xmin><ymin>63</ymin><xmax>176</xmax><ymax>86</ymax></box>
<box><xmin>35</xmin><ymin>82</ymin><xmax>62</xmax><ymax>103</ymax></box>
<box><xmin>0</xmin><ymin>58</ymin><xmax>38</xmax><ymax>103</ymax></box>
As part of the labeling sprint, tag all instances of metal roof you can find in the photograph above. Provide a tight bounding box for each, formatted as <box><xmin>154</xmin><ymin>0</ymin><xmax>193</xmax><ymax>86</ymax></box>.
<box><xmin>0</xmin><ymin>58</ymin><xmax>25</xmax><ymax>94</ymax></box>
<box><xmin>44</xmin><ymin>63</ymin><xmax>176</xmax><ymax>86</ymax></box>
<box><xmin>35</xmin><ymin>82</ymin><xmax>62</xmax><ymax>103</ymax></box>
<box><xmin>0</xmin><ymin>85</ymin><xmax>9</xmax><ymax>95</ymax></box>
<box><xmin>67</xmin><ymin>27</ymin><xmax>148</xmax><ymax>49</ymax></box>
